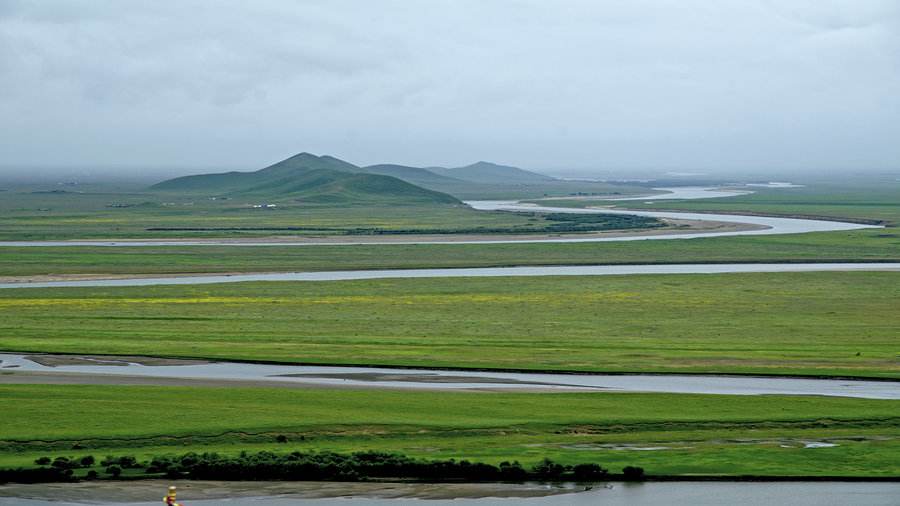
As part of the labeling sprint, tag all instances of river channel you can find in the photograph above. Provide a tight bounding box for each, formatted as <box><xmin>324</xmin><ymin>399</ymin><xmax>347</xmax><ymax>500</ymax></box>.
<box><xmin>2</xmin><ymin>354</ymin><xmax>897</xmax><ymax>399</ymax></box>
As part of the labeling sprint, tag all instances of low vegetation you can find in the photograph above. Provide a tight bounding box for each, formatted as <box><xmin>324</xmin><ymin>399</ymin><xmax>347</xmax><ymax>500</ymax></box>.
<box><xmin>0</xmin><ymin>190</ymin><xmax>664</xmax><ymax>241</ymax></box>
<box><xmin>0</xmin><ymin>385</ymin><xmax>897</xmax><ymax>478</ymax></box>
<box><xmin>2</xmin><ymin>450</ymin><xmax>626</xmax><ymax>484</ymax></box>
<box><xmin>0</xmin><ymin>228</ymin><xmax>897</xmax><ymax>278</ymax></box>
<box><xmin>2</xmin><ymin>176</ymin><xmax>897</xmax><ymax>485</ymax></box>
<box><xmin>540</xmin><ymin>178</ymin><xmax>900</xmax><ymax>226</ymax></box>
<box><xmin>1</xmin><ymin>272</ymin><xmax>897</xmax><ymax>378</ymax></box>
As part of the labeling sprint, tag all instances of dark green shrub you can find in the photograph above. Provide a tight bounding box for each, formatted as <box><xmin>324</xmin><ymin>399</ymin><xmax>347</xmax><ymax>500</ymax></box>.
<box><xmin>499</xmin><ymin>461</ymin><xmax>527</xmax><ymax>480</ymax></box>
<box><xmin>101</xmin><ymin>455</ymin><xmax>141</xmax><ymax>469</ymax></box>
<box><xmin>622</xmin><ymin>465</ymin><xmax>645</xmax><ymax>480</ymax></box>
<box><xmin>51</xmin><ymin>457</ymin><xmax>72</xmax><ymax>470</ymax></box>
<box><xmin>573</xmin><ymin>463</ymin><xmax>608</xmax><ymax>480</ymax></box>
<box><xmin>531</xmin><ymin>458</ymin><xmax>566</xmax><ymax>479</ymax></box>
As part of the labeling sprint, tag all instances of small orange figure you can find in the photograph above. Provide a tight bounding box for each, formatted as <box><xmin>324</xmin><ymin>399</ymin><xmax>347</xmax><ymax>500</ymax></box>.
<box><xmin>163</xmin><ymin>485</ymin><xmax>183</xmax><ymax>506</ymax></box>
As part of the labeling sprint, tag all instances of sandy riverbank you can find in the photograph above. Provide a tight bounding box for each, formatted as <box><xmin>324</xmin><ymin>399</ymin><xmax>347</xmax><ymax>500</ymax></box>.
<box><xmin>0</xmin><ymin>480</ymin><xmax>584</xmax><ymax>502</ymax></box>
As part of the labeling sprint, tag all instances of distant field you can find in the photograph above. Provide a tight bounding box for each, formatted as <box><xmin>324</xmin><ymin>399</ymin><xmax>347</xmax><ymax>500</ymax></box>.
<box><xmin>0</xmin><ymin>199</ymin><xmax>611</xmax><ymax>240</ymax></box>
<box><xmin>540</xmin><ymin>180</ymin><xmax>900</xmax><ymax>226</ymax></box>
<box><xmin>0</xmin><ymin>180</ymin><xmax>649</xmax><ymax>240</ymax></box>
<box><xmin>1</xmin><ymin>384</ymin><xmax>897</xmax><ymax>477</ymax></box>
<box><xmin>3</xmin><ymin>179</ymin><xmax>899</xmax><ymax>482</ymax></box>
<box><xmin>1</xmin><ymin>271</ymin><xmax>897</xmax><ymax>378</ymax></box>
<box><xmin>1</xmin><ymin>179</ymin><xmax>897</xmax><ymax>278</ymax></box>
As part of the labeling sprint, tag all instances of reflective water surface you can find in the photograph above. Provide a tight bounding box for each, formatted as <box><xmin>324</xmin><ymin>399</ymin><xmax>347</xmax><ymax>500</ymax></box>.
<box><xmin>2</xmin><ymin>354</ymin><xmax>897</xmax><ymax>399</ymax></box>
<box><xmin>592</xmin><ymin>186</ymin><xmax>753</xmax><ymax>200</ymax></box>
<box><xmin>1</xmin><ymin>262</ymin><xmax>898</xmax><ymax>289</ymax></box>
<box><xmin>466</xmin><ymin>200</ymin><xmax>878</xmax><ymax>242</ymax></box>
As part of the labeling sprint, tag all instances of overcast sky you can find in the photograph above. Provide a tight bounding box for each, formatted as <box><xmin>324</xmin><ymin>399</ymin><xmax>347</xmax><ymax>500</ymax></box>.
<box><xmin>1</xmin><ymin>0</ymin><xmax>898</xmax><ymax>177</ymax></box>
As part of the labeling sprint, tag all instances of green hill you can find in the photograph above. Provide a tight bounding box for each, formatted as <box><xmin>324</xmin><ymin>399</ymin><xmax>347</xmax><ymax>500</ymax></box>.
<box><xmin>363</xmin><ymin>164</ymin><xmax>466</xmax><ymax>187</ymax></box>
<box><xmin>433</xmin><ymin>161</ymin><xmax>556</xmax><ymax>184</ymax></box>
<box><xmin>151</xmin><ymin>153</ymin><xmax>461</xmax><ymax>205</ymax></box>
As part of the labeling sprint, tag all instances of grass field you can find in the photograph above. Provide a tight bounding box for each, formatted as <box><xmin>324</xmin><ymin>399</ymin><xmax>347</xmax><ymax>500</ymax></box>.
<box><xmin>0</xmin><ymin>199</ymin><xmax>572</xmax><ymax>240</ymax></box>
<box><xmin>1</xmin><ymin>384</ymin><xmax>897</xmax><ymax>477</ymax></box>
<box><xmin>0</xmin><ymin>180</ymin><xmax>651</xmax><ymax>241</ymax></box>
<box><xmin>2</xmin><ymin>179</ymin><xmax>897</xmax><ymax>278</ymax></box>
<box><xmin>540</xmin><ymin>179</ymin><xmax>900</xmax><ymax>226</ymax></box>
<box><xmin>626</xmin><ymin>184</ymin><xmax>900</xmax><ymax>225</ymax></box>
<box><xmin>1</xmin><ymin>271</ymin><xmax>897</xmax><ymax>378</ymax></box>
<box><xmin>3</xmin><ymin>178</ymin><xmax>899</xmax><ymax>482</ymax></box>
<box><xmin>0</xmin><ymin>228</ymin><xmax>897</xmax><ymax>277</ymax></box>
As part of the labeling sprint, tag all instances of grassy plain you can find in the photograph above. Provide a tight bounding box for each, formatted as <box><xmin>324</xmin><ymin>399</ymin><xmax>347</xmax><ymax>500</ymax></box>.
<box><xmin>0</xmin><ymin>179</ymin><xmax>649</xmax><ymax>240</ymax></box>
<box><xmin>0</xmin><ymin>199</ymin><xmax>547</xmax><ymax>240</ymax></box>
<box><xmin>540</xmin><ymin>179</ymin><xmax>900</xmax><ymax>225</ymax></box>
<box><xmin>0</xmin><ymin>384</ymin><xmax>897</xmax><ymax>477</ymax></box>
<box><xmin>1</xmin><ymin>179</ymin><xmax>897</xmax><ymax>278</ymax></box>
<box><xmin>0</xmin><ymin>228</ymin><xmax>897</xmax><ymax>277</ymax></box>
<box><xmin>628</xmin><ymin>184</ymin><xmax>900</xmax><ymax>225</ymax></box>
<box><xmin>2</xmin><ymin>178</ymin><xmax>898</xmax><ymax>481</ymax></box>
<box><xmin>1</xmin><ymin>272</ymin><xmax>897</xmax><ymax>378</ymax></box>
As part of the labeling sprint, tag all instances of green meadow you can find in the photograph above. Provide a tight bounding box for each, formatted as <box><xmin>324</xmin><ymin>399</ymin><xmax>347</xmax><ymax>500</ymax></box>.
<box><xmin>0</xmin><ymin>178</ymin><xmax>648</xmax><ymax>241</ymax></box>
<box><xmin>0</xmin><ymin>198</ymin><xmax>567</xmax><ymax>240</ymax></box>
<box><xmin>2</xmin><ymin>177</ymin><xmax>899</xmax><ymax>481</ymax></box>
<box><xmin>1</xmin><ymin>271</ymin><xmax>897</xmax><ymax>378</ymax></box>
<box><xmin>1</xmin><ymin>179</ymin><xmax>897</xmax><ymax>278</ymax></box>
<box><xmin>626</xmin><ymin>185</ymin><xmax>900</xmax><ymax>225</ymax></box>
<box><xmin>539</xmin><ymin>179</ymin><xmax>900</xmax><ymax>225</ymax></box>
<box><xmin>0</xmin><ymin>228</ymin><xmax>897</xmax><ymax>277</ymax></box>
<box><xmin>1</xmin><ymin>384</ymin><xmax>898</xmax><ymax>477</ymax></box>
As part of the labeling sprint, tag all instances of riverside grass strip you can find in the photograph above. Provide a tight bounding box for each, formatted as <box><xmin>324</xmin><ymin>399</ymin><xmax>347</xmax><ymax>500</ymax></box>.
<box><xmin>0</xmin><ymin>228</ymin><xmax>899</xmax><ymax>278</ymax></box>
<box><xmin>0</xmin><ymin>385</ymin><xmax>898</xmax><ymax>477</ymax></box>
<box><xmin>1</xmin><ymin>271</ymin><xmax>898</xmax><ymax>378</ymax></box>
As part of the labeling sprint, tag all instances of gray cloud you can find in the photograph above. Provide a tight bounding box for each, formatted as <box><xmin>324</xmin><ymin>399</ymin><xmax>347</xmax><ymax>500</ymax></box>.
<box><xmin>1</xmin><ymin>0</ymin><xmax>898</xmax><ymax>176</ymax></box>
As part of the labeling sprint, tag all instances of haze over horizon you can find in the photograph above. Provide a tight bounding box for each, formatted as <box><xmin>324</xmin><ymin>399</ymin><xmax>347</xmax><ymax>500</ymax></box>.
<box><xmin>2</xmin><ymin>1</ymin><xmax>899</xmax><ymax>179</ymax></box>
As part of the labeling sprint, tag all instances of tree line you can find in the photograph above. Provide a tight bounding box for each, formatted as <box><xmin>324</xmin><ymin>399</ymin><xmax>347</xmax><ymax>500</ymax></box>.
<box><xmin>1</xmin><ymin>450</ymin><xmax>645</xmax><ymax>484</ymax></box>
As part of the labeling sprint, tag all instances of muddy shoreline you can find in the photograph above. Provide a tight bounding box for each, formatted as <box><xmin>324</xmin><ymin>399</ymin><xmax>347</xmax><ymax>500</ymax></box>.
<box><xmin>0</xmin><ymin>480</ymin><xmax>585</xmax><ymax>502</ymax></box>
<box><xmin>2</xmin><ymin>477</ymin><xmax>899</xmax><ymax>503</ymax></box>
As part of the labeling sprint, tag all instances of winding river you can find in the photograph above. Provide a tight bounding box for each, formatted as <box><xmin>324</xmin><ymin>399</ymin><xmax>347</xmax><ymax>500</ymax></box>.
<box><xmin>2</xmin><ymin>186</ymin><xmax>897</xmax><ymax>504</ymax></box>
<box><xmin>2</xmin><ymin>354</ymin><xmax>897</xmax><ymax>399</ymax></box>
<box><xmin>465</xmin><ymin>200</ymin><xmax>878</xmax><ymax>242</ymax></box>
<box><xmin>2</xmin><ymin>262</ymin><xmax>898</xmax><ymax>289</ymax></box>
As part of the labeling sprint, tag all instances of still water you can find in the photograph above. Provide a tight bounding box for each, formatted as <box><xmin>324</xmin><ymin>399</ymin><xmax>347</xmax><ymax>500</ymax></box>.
<box><xmin>3</xmin><ymin>354</ymin><xmax>897</xmax><ymax>399</ymax></box>
<box><xmin>1</xmin><ymin>262</ymin><xmax>898</xmax><ymax>289</ymax></box>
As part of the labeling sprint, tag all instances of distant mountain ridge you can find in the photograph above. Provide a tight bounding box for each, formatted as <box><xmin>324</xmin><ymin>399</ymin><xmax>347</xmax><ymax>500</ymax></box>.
<box><xmin>152</xmin><ymin>152</ymin><xmax>559</xmax><ymax>204</ymax></box>
<box><xmin>363</xmin><ymin>164</ymin><xmax>467</xmax><ymax>187</ymax></box>
<box><xmin>432</xmin><ymin>161</ymin><xmax>556</xmax><ymax>184</ymax></box>
<box><xmin>151</xmin><ymin>153</ymin><xmax>460</xmax><ymax>205</ymax></box>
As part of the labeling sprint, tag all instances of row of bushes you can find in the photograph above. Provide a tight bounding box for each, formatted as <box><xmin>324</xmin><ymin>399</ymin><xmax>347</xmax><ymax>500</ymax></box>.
<box><xmin>145</xmin><ymin>452</ymin><xmax>622</xmax><ymax>482</ymax></box>
<box><xmin>4</xmin><ymin>451</ymin><xmax>645</xmax><ymax>484</ymax></box>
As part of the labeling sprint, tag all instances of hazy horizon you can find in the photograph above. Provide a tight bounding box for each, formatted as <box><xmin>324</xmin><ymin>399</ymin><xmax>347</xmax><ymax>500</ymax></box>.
<box><xmin>2</xmin><ymin>1</ymin><xmax>899</xmax><ymax>178</ymax></box>
<box><xmin>1</xmin><ymin>157</ymin><xmax>897</xmax><ymax>186</ymax></box>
